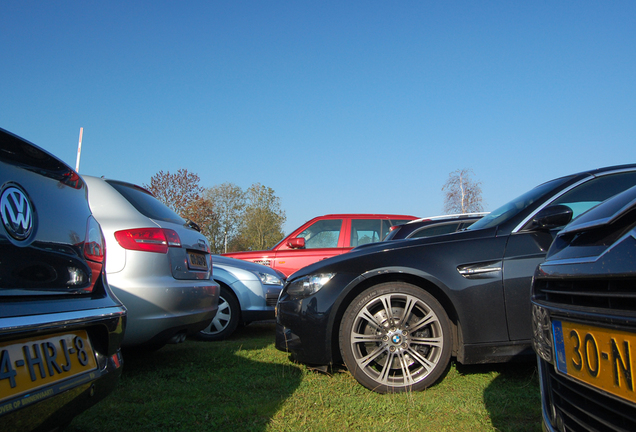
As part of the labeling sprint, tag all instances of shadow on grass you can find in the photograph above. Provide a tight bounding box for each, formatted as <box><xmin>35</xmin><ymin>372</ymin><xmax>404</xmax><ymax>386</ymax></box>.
<box><xmin>456</xmin><ymin>361</ymin><xmax>542</xmax><ymax>432</ymax></box>
<box><xmin>68</xmin><ymin>322</ymin><xmax>302</xmax><ymax>432</ymax></box>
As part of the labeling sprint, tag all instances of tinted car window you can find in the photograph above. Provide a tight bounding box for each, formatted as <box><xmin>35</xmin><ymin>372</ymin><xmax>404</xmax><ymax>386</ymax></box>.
<box><xmin>469</xmin><ymin>177</ymin><xmax>570</xmax><ymax>231</ymax></box>
<box><xmin>298</xmin><ymin>219</ymin><xmax>342</xmax><ymax>248</ymax></box>
<box><xmin>409</xmin><ymin>222</ymin><xmax>462</xmax><ymax>239</ymax></box>
<box><xmin>350</xmin><ymin>219</ymin><xmax>412</xmax><ymax>246</ymax></box>
<box><xmin>550</xmin><ymin>172</ymin><xmax>636</xmax><ymax>219</ymax></box>
<box><xmin>106</xmin><ymin>180</ymin><xmax>185</xmax><ymax>224</ymax></box>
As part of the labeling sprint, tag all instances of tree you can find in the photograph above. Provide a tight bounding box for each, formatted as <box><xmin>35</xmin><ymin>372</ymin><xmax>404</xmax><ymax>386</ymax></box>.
<box><xmin>182</xmin><ymin>197</ymin><xmax>217</xmax><ymax>245</ymax></box>
<box><xmin>442</xmin><ymin>168</ymin><xmax>484</xmax><ymax>214</ymax></box>
<box><xmin>203</xmin><ymin>183</ymin><xmax>246</xmax><ymax>254</ymax></box>
<box><xmin>145</xmin><ymin>169</ymin><xmax>204</xmax><ymax>217</ymax></box>
<box><xmin>230</xmin><ymin>183</ymin><xmax>286</xmax><ymax>252</ymax></box>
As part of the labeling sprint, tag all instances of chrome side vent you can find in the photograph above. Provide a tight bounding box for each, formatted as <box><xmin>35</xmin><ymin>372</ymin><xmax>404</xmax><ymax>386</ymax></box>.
<box><xmin>457</xmin><ymin>261</ymin><xmax>502</xmax><ymax>279</ymax></box>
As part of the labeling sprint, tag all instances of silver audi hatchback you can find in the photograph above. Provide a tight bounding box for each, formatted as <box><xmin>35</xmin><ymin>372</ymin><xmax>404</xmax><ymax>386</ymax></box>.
<box><xmin>83</xmin><ymin>175</ymin><xmax>219</xmax><ymax>349</ymax></box>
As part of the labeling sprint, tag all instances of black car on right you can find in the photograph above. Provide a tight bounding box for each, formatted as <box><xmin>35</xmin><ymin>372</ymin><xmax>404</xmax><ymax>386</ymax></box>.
<box><xmin>531</xmin><ymin>184</ymin><xmax>636</xmax><ymax>431</ymax></box>
<box><xmin>276</xmin><ymin>164</ymin><xmax>636</xmax><ymax>393</ymax></box>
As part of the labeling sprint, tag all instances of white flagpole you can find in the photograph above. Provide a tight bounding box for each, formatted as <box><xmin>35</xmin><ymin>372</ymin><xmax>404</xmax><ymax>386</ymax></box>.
<box><xmin>75</xmin><ymin>127</ymin><xmax>83</xmax><ymax>172</ymax></box>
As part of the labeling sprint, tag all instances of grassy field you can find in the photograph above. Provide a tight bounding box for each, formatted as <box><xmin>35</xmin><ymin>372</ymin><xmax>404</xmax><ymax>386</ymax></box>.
<box><xmin>68</xmin><ymin>322</ymin><xmax>542</xmax><ymax>432</ymax></box>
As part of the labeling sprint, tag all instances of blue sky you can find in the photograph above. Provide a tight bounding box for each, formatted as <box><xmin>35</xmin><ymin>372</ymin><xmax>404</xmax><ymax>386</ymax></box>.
<box><xmin>2</xmin><ymin>1</ymin><xmax>635</xmax><ymax>233</ymax></box>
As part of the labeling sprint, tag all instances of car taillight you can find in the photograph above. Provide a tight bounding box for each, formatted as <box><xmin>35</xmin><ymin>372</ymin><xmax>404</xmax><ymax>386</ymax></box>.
<box><xmin>84</xmin><ymin>216</ymin><xmax>105</xmax><ymax>263</ymax></box>
<box><xmin>81</xmin><ymin>215</ymin><xmax>105</xmax><ymax>294</ymax></box>
<box><xmin>114</xmin><ymin>228</ymin><xmax>182</xmax><ymax>253</ymax></box>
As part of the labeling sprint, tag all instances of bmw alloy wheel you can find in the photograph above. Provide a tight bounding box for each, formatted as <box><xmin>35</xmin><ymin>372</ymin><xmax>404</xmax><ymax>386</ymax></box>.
<box><xmin>340</xmin><ymin>282</ymin><xmax>451</xmax><ymax>393</ymax></box>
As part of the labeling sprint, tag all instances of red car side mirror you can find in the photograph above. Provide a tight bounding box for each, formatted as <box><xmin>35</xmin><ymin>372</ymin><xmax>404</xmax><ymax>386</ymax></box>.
<box><xmin>287</xmin><ymin>237</ymin><xmax>305</xmax><ymax>249</ymax></box>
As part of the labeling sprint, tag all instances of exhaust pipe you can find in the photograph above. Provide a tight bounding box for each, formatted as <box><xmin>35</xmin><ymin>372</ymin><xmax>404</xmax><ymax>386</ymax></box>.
<box><xmin>167</xmin><ymin>332</ymin><xmax>187</xmax><ymax>344</ymax></box>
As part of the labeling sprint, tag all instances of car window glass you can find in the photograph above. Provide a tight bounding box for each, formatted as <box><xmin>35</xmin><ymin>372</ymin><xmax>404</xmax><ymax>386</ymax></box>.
<box><xmin>551</xmin><ymin>171</ymin><xmax>636</xmax><ymax>220</ymax></box>
<box><xmin>298</xmin><ymin>219</ymin><xmax>342</xmax><ymax>249</ymax></box>
<box><xmin>409</xmin><ymin>222</ymin><xmax>460</xmax><ymax>239</ymax></box>
<box><xmin>469</xmin><ymin>177</ymin><xmax>571</xmax><ymax>231</ymax></box>
<box><xmin>351</xmin><ymin>219</ymin><xmax>401</xmax><ymax>246</ymax></box>
<box><xmin>107</xmin><ymin>181</ymin><xmax>185</xmax><ymax>224</ymax></box>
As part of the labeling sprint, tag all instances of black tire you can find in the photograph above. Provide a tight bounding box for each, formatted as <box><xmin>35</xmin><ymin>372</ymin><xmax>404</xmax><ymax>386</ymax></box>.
<box><xmin>197</xmin><ymin>286</ymin><xmax>240</xmax><ymax>341</ymax></box>
<box><xmin>339</xmin><ymin>282</ymin><xmax>451</xmax><ymax>393</ymax></box>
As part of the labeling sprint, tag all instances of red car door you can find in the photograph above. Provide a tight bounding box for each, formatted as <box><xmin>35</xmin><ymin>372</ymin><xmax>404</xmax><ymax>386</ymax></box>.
<box><xmin>271</xmin><ymin>218</ymin><xmax>347</xmax><ymax>276</ymax></box>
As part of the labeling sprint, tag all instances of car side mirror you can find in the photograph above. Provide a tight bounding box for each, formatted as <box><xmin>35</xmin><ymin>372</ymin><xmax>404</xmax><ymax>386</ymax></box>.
<box><xmin>287</xmin><ymin>237</ymin><xmax>306</xmax><ymax>249</ymax></box>
<box><xmin>530</xmin><ymin>205</ymin><xmax>573</xmax><ymax>230</ymax></box>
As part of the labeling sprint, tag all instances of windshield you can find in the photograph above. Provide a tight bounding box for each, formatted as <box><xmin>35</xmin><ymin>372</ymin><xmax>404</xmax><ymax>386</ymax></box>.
<box><xmin>468</xmin><ymin>177</ymin><xmax>570</xmax><ymax>231</ymax></box>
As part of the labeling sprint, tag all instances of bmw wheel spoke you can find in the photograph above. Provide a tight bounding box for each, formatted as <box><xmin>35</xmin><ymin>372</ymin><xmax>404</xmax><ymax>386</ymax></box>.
<box><xmin>379</xmin><ymin>294</ymin><xmax>395</xmax><ymax>323</ymax></box>
<box><xmin>397</xmin><ymin>296</ymin><xmax>417</xmax><ymax>328</ymax></box>
<box><xmin>410</xmin><ymin>334</ymin><xmax>443</xmax><ymax>348</ymax></box>
<box><xmin>408</xmin><ymin>312</ymin><xmax>436</xmax><ymax>333</ymax></box>
<box><xmin>405</xmin><ymin>346</ymin><xmax>436</xmax><ymax>372</ymax></box>
<box><xmin>351</xmin><ymin>332</ymin><xmax>383</xmax><ymax>344</ymax></box>
<box><xmin>358</xmin><ymin>345</ymin><xmax>388</xmax><ymax>368</ymax></box>
<box><xmin>378</xmin><ymin>351</ymin><xmax>396</xmax><ymax>384</ymax></box>
<box><xmin>396</xmin><ymin>351</ymin><xmax>415</xmax><ymax>385</ymax></box>
<box><xmin>359</xmin><ymin>307</ymin><xmax>385</xmax><ymax>332</ymax></box>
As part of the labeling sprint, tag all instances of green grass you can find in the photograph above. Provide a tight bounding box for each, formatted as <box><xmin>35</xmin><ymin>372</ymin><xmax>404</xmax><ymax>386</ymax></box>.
<box><xmin>68</xmin><ymin>322</ymin><xmax>541</xmax><ymax>432</ymax></box>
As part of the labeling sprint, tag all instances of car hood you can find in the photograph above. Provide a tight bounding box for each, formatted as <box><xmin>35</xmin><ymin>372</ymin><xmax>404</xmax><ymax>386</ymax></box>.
<box><xmin>213</xmin><ymin>254</ymin><xmax>285</xmax><ymax>278</ymax></box>
<box><xmin>288</xmin><ymin>226</ymin><xmax>497</xmax><ymax>280</ymax></box>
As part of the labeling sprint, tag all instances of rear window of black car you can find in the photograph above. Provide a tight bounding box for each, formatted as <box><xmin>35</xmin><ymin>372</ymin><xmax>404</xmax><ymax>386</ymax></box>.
<box><xmin>106</xmin><ymin>180</ymin><xmax>185</xmax><ymax>224</ymax></box>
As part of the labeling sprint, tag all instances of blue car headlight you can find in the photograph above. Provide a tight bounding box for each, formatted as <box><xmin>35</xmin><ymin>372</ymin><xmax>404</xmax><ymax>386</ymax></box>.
<box><xmin>258</xmin><ymin>272</ymin><xmax>284</xmax><ymax>286</ymax></box>
<box><xmin>286</xmin><ymin>273</ymin><xmax>335</xmax><ymax>297</ymax></box>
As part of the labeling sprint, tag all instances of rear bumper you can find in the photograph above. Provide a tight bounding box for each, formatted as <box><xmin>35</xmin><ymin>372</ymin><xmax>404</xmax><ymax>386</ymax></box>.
<box><xmin>108</xmin><ymin>277</ymin><xmax>219</xmax><ymax>346</ymax></box>
<box><xmin>0</xmin><ymin>306</ymin><xmax>126</xmax><ymax>431</ymax></box>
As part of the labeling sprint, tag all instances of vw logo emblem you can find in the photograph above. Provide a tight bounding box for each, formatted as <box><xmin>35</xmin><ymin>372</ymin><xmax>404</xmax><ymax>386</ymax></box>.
<box><xmin>1</xmin><ymin>185</ymin><xmax>34</xmax><ymax>241</ymax></box>
<box><xmin>392</xmin><ymin>334</ymin><xmax>402</xmax><ymax>344</ymax></box>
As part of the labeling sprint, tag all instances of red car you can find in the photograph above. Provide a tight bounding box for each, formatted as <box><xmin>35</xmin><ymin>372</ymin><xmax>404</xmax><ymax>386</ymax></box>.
<box><xmin>223</xmin><ymin>214</ymin><xmax>417</xmax><ymax>277</ymax></box>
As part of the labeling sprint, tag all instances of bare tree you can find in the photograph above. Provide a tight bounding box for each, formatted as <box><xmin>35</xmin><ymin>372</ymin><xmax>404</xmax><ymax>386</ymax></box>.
<box><xmin>144</xmin><ymin>169</ymin><xmax>204</xmax><ymax>217</ymax></box>
<box><xmin>442</xmin><ymin>168</ymin><xmax>484</xmax><ymax>214</ymax></box>
<box><xmin>203</xmin><ymin>183</ymin><xmax>246</xmax><ymax>254</ymax></box>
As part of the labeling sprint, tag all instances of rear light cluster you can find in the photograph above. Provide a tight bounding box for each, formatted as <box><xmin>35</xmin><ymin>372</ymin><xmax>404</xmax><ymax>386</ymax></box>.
<box><xmin>80</xmin><ymin>215</ymin><xmax>105</xmax><ymax>293</ymax></box>
<box><xmin>84</xmin><ymin>216</ymin><xmax>105</xmax><ymax>263</ymax></box>
<box><xmin>114</xmin><ymin>228</ymin><xmax>182</xmax><ymax>253</ymax></box>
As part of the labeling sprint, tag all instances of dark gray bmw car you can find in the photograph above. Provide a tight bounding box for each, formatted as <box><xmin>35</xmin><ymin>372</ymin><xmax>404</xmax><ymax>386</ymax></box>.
<box><xmin>0</xmin><ymin>128</ymin><xmax>126</xmax><ymax>431</ymax></box>
<box><xmin>276</xmin><ymin>164</ymin><xmax>636</xmax><ymax>393</ymax></box>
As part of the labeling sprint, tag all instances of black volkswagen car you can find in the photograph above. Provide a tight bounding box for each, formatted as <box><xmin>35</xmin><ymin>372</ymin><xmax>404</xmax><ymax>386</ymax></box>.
<box><xmin>0</xmin><ymin>128</ymin><xmax>127</xmax><ymax>431</ymax></box>
<box><xmin>531</xmin><ymin>184</ymin><xmax>636</xmax><ymax>431</ymax></box>
<box><xmin>276</xmin><ymin>164</ymin><xmax>636</xmax><ymax>393</ymax></box>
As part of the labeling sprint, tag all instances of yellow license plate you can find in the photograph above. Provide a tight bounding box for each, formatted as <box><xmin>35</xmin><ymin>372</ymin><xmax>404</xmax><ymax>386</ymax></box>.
<box><xmin>0</xmin><ymin>330</ymin><xmax>97</xmax><ymax>405</ymax></box>
<box><xmin>553</xmin><ymin>320</ymin><xmax>636</xmax><ymax>403</ymax></box>
<box><xmin>188</xmin><ymin>251</ymin><xmax>208</xmax><ymax>270</ymax></box>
